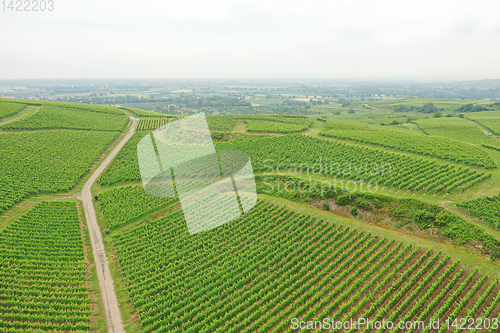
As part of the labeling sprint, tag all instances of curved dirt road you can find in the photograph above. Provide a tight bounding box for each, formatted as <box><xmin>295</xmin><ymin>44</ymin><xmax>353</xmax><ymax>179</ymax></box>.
<box><xmin>78</xmin><ymin>117</ymin><xmax>139</xmax><ymax>333</ymax></box>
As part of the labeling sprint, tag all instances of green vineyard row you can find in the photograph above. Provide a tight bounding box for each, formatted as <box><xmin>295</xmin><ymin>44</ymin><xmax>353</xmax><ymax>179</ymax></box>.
<box><xmin>97</xmin><ymin>185</ymin><xmax>177</xmax><ymax>230</ymax></box>
<box><xmin>320</xmin><ymin>120</ymin><xmax>496</xmax><ymax>168</ymax></box>
<box><xmin>0</xmin><ymin>102</ymin><xmax>25</xmax><ymax>119</ymax></box>
<box><xmin>218</xmin><ymin>135</ymin><xmax>490</xmax><ymax>195</ymax></box>
<box><xmin>111</xmin><ymin>199</ymin><xmax>500</xmax><ymax>332</ymax></box>
<box><xmin>1</xmin><ymin>105</ymin><xmax>128</xmax><ymax>132</ymax></box>
<box><xmin>0</xmin><ymin>201</ymin><xmax>93</xmax><ymax>331</ymax></box>
<box><xmin>0</xmin><ymin>130</ymin><xmax>118</xmax><ymax>214</ymax></box>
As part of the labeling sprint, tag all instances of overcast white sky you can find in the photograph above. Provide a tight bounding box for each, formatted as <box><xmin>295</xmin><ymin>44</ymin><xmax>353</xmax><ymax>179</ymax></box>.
<box><xmin>1</xmin><ymin>0</ymin><xmax>499</xmax><ymax>79</ymax></box>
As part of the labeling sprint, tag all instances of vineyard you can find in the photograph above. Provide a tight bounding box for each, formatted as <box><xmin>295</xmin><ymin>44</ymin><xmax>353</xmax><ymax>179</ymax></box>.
<box><xmin>0</xmin><ymin>130</ymin><xmax>118</xmax><ymax>213</ymax></box>
<box><xmin>137</xmin><ymin>115</ymin><xmax>238</xmax><ymax>132</ymax></box>
<box><xmin>237</xmin><ymin>114</ymin><xmax>313</xmax><ymax>133</ymax></box>
<box><xmin>1</xmin><ymin>105</ymin><xmax>128</xmax><ymax>131</ymax></box>
<box><xmin>457</xmin><ymin>193</ymin><xmax>500</xmax><ymax>229</ymax></box>
<box><xmin>217</xmin><ymin>135</ymin><xmax>490</xmax><ymax>195</ymax></box>
<box><xmin>123</xmin><ymin>107</ymin><xmax>172</xmax><ymax>117</ymax></box>
<box><xmin>245</xmin><ymin>120</ymin><xmax>310</xmax><ymax>133</ymax></box>
<box><xmin>0</xmin><ymin>201</ymin><xmax>94</xmax><ymax>331</ymax></box>
<box><xmin>112</xmin><ymin>199</ymin><xmax>500</xmax><ymax>332</ymax></box>
<box><xmin>97</xmin><ymin>131</ymin><xmax>491</xmax><ymax>194</ymax></box>
<box><xmin>381</xmin><ymin>123</ymin><xmax>414</xmax><ymax>131</ymax></box>
<box><xmin>136</xmin><ymin>117</ymin><xmax>170</xmax><ymax>131</ymax></box>
<box><xmin>0</xmin><ymin>101</ymin><xmax>25</xmax><ymax>118</ymax></box>
<box><xmin>2</xmin><ymin>99</ymin><xmax>500</xmax><ymax>332</ymax></box>
<box><xmin>319</xmin><ymin>120</ymin><xmax>496</xmax><ymax>168</ymax></box>
<box><xmin>232</xmin><ymin>114</ymin><xmax>312</xmax><ymax>124</ymax></box>
<box><xmin>256</xmin><ymin>175</ymin><xmax>500</xmax><ymax>258</ymax></box>
<box><xmin>206</xmin><ymin>115</ymin><xmax>236</xmax><ymax>132</ymax></box>
<box><xmin>465</xmin><ymin>111</ymin><xmax>500</xmax><ymax>136</ymax></box>
<box><xmin>416</xmin><ymin>117</ymin><xmax>500</xmax><ymax>149</ymax></box>
<box><xmin>1</xmin><ymin>99</ymin><xmax>125</xmax><ymax>115</ymax></box>
<box><xmin>96</xmin><ymin>132</ymin><xmax>146</xmax><ymax>186</ymax></box>
<box><xmin>97</xmin><ymin>185</ymin><xmax>177</xmax><ymax>230</ymax></box>
<box><xmin>205</xmin><ymin>114</ymin><xmax>312</xmax><ymax>133</ymax></box>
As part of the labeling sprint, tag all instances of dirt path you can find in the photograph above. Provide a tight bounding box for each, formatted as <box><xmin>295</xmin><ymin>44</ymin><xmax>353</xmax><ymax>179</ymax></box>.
<box><xmin>78</xmin><ymin>117</ymin><xmax>138</xmax><ymax>333</ymax></box>
<box><xmin>364</xmin><ymin>103</ymin><xmax>379</xmax><ymax>109</ymax></box>
<box><xmin>0</xmin><ymin>105</ymin><xmax>40</xmax><ymax>127</ymax></box>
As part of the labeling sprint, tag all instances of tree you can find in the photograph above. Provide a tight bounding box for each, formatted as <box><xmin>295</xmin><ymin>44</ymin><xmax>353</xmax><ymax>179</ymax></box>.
<box><xmin>419</xmin><ymin>103</ymin><xmax>438</xmax><ymax>113</ymax></box>
<box><xmin>351</xmin><ymin>207</ymin><xmax>358</xmax><ymax>216</ymax></box>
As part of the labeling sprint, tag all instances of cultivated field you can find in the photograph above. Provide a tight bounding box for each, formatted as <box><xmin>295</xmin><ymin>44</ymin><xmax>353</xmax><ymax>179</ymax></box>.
<box><xmin>1</xmin><ymin>97</ymin><xmax>500</xmax><ymax>332</ymax></box>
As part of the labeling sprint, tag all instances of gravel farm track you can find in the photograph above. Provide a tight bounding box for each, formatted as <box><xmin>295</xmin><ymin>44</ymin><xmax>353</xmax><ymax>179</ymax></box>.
<box><xmin>77</xmin><ymin>117</ymin><xmax>139</xmax><ymax>333</ymax></box>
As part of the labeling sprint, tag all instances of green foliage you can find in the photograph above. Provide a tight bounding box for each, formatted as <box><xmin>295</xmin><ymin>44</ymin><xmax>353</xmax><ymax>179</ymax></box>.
<box><xmin>350</xmin><ymin>207</ymin><xmax>358</xmax><ymax>216</ymax></box>
<box><xmin>52</xmin><ymin>102</ymin><xmax>125</xmax><ymax>114</ymax></box>
<box><xmin>97</xmin><ymin>132</ymin><xmax>145</xmax><ymax>185</ymax></box>
<box><xmin>0</xmin><ymin>130</ymin><xmax>118</xmax><ymax>213</ymax></box>
<box><xmin>0</xmin><ymin>201</ymin><xmax>93</xmax><ymax>331</ymax></box>
<box><xmin>394</xmin><ymin>105</ymin><xmax>416</xmax><ymax>112</ymax></box>
<box><xmin>457</xmin><ymin>193</ymin><xmax>500</xmax><ymax>229</ymax></box>
<box><xmin>5</xmin><ymin>99</ymin><xmax>125</xmax><ymax>114</ymax></box>
<box><xmin>320</xmin><ymin>120</ymin><xmax>496</xmax><ymax>168</ymax></box>
<box><xmin>416</xmin><ymin>117</ymin><xmax>500</xmax><ymax>149</ymax></box>
<box><xmin>337</xmin><ymin>194</ymin><xmax>355</xmax><ymax>206</ymax></box>
<box><xmin>385</xmin><ymin>199</ymin><xmax>500</xmax><ymax>258</ymax></box>
<box><xmin>100</xmin><ymin>130</ymin><xmax>490</xmax><ymax>195</ymax></box>
<box><xmin>136</xmin><ymin>115</ymin><xmax>233</xmax><ymax>132</ymax></box>
<box><xmin>207</xmin><ymin>115</ymin><xmax>236</xmax><ymax>132</ymax></box>
<box><xmin>255</xmin><ymin>175</ymin><xmax>342</xmax><ymax>202</ymax></box>
<box><xmin>98</xmin><ymin>185</ymin><xmax>177</xmax><ymax>230</ymax></box>
<box><xmin>410</xmin><ymin>210</ymin><xmax>436</xmax><ymax>228</ymax></box>
<box><xmin>237</xmin><ymin>114</ymin><xmax>312</xmax><ymax>133</ymax></box>
<box><xmin>123</xmin><ymin>107</ymin><xmax>169</xmax><ymax>117</ymax></box>
<box><xmin>1</xmin><ymin>105</ymin><xmax>128</xmax><ymax>131</ymax></box>
<box><xmin>231</xmin><ymin>114</ymin><xmax>310</xmax><ymax>123</ymax></box>
<box><xmin>419</xmin><ymin>103</ymin><xmax>439</xmax><ymax>113</ymax></box>
<box><xmin>222</xmin><ymin>135</ymin><xmax>487</xmax><ymax>194</ymax></box>
<box><xmin>0</xmin><ymin>102</ymin><xmax>25</xmax><ymax>118</ymax></box>
<box><xmin>210</xmin><ymin>132</ymin><xmax>225</xmax><ymax>141</ymax></box>
<box><xmin>246</xmin><ymin>120</ymin><xmax>310</xmax><ymax>133</ymax></box>
<box><xmin>258</xmin><ymin>177</ymin><xmax>500</xmax><ymax>259</ymax></box>
<box><xmin>456</xmin><ymin>104</ymin><xmax>489</xmax><ymax>113</ymax></box>
<box><xmin>111</xmin><ymin>199</ymin><xmax>495</xmax><ymax>332</ymax></box>
<box><xmin>465</xmin><ymin>111</ymin><xmax>500</xmax><ymax>135</ymax></box>
<box><xmin>381</xmin><ymin>122</ymin><xmax>412</xmax><ymax>130</ymax></box>
<box><xmin>354</xmin><ymin>198</ymin><xmax>373</xmax><ymax>211</ymax></box>
<box><xmin>136</xmin><ymin>117</ymin><xmax>170</xmax><ymax>131</ymax></box>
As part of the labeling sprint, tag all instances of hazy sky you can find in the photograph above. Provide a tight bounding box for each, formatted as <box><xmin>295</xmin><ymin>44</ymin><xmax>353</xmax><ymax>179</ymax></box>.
<box><xmin>1</xmin><ymin>0</ymin><xmax>499</xmax><ymax>79</ymax></box>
